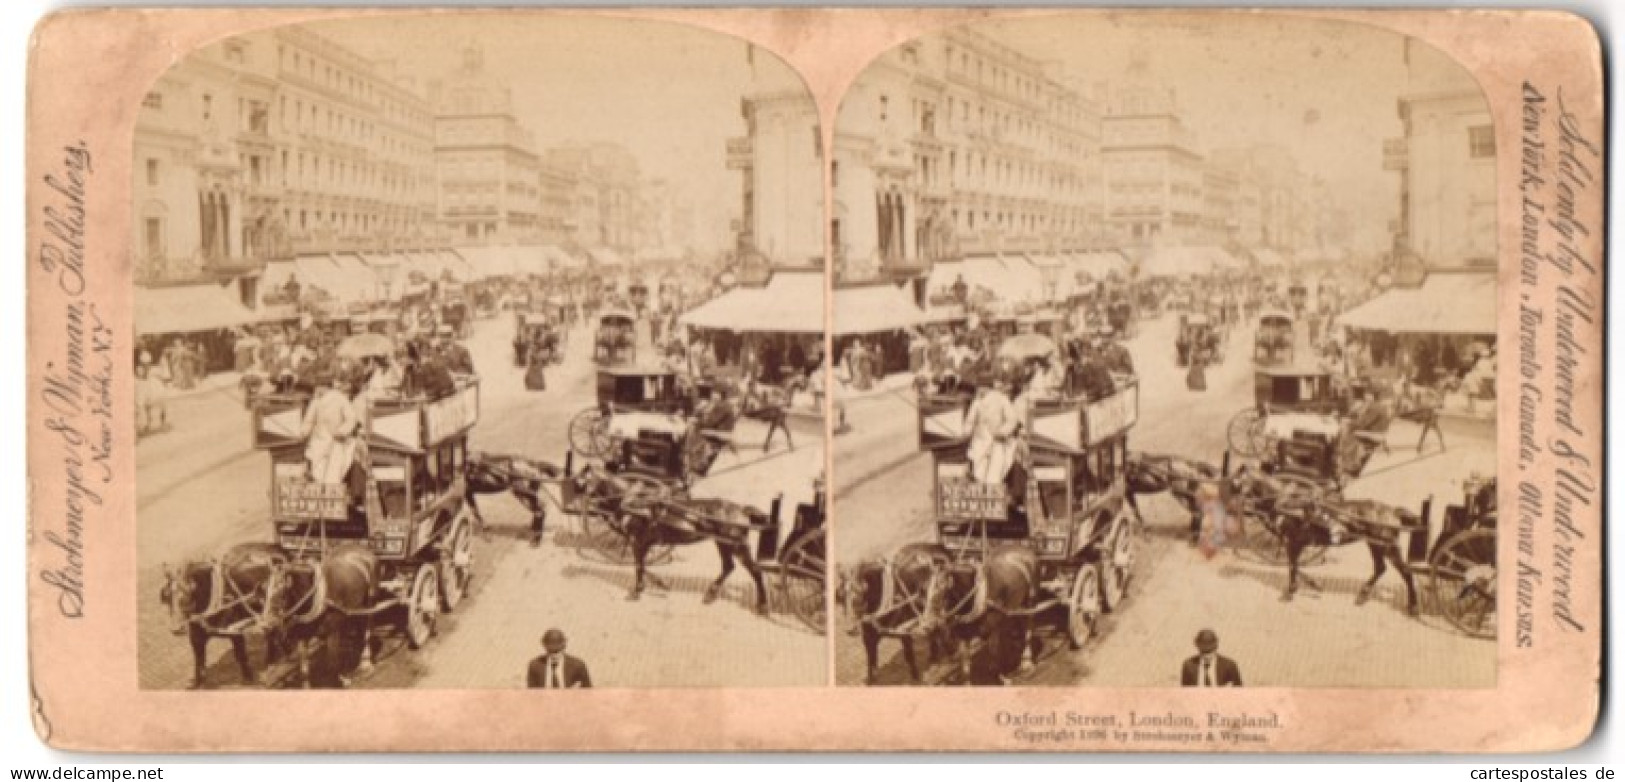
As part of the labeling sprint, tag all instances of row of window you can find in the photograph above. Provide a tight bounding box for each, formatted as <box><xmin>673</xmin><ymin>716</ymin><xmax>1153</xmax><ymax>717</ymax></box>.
<box><xmin>277</xmin><ymin>42</ymin><xmax>430</xmax><ymax>129</ymax></box>
<box><xmin>278</xmin><ymin>92</ymin><xmax>432</xmax><ymax>160</ymax></box>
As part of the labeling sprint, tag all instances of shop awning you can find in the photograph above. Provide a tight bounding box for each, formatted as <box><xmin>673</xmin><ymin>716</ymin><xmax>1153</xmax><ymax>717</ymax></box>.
<box><xmin>136</xmin><ymin>283</ymin><xmax>258</xmax><ymax>336</ymax></box>
<box><xmin>1337</xmin><ymin>272</ymin><xmax>1498</xmax><ymax>335</ymax></box>
<box><xmin>1252</xmin><ymin>249</ymin><xmax>1292</xmax><ymax>269</ymax></box>
<box><xmin>1068</xmin><ymin>250</ymin><xmax>1130</xmax><ymax>281</ymax></box>
<box><xmin>1138</xmin><ymin>246</ymin><xmax>1214</xmax><ymax>278</ymax></box>
<box><xmin>833</xmin><ymin>282</ymin><xmax>928</xmax><ymax>335</ymax></box>
<box><xmin>293</xmin><ymin>254</ymin><xmax>369</xmax><ymax>305</ymax></box>
<box><xmin>331</xmin><ymin>253</ymin><xmax>380</xmax><ymax>300</ymax></box>
<box><xmin>588</xmin><ymin>248</ymin><xmax>627</xmax><ymax>267</ymax></box>
<box><xmin>1203</xmin><ymin>247</ymin><xmax>1246</xmax><ymax>271</ymax></box>
<box><xmin>438</xmin><ymin>249</ymin><xmax>472</xmax><ymax>281</ymax></box>
<box><xmin>679</xmin><ymin>270</ymin><xmax>824</xmax><ymax>334</ymax></box>
<box><xmin>537</xmin><ymin>245</ymin><xmax>579</xmax><ymax>270</ymax></box>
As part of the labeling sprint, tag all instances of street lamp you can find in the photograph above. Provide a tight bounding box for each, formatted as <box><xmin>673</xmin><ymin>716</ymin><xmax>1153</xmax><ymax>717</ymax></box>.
<box><xmin>379</xmin><ymin>261</ymin><xmax>398</xmax><ymax>304</ymax></box>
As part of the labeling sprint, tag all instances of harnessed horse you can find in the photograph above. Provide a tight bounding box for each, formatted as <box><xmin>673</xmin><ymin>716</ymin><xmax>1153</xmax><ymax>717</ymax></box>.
<box><xmin>159</xmin><ymin>542</ymin><xmax>289</xmax><ymax>688</ymax></box>
<box><xmin>1271</xmin><ymin>488</ymin><xmax>1425</xmax><ymax>617</ymax></box>
<box><xmin>1125</xmin><ymin>451</ymin><xmax>1222</xmax><ymax>543</ymax></box>
<box><xmin>572</xmin><ymin>465</ymin><xmax>771</xmax><ymax>615</ymax></box>
<box><xmin>842</xmin><ymin>543</ymin><xmax>1045</xmax><ymax>685</ymax></box>
<box><xmin>465</xmin><ymin>452</ymin><xmax>565</xmax><ymax>543</ymax></box>
<box><xmin>263</xmin><ymin>543</ymin><xmax>381</xmax><ymax>688</ymax></box>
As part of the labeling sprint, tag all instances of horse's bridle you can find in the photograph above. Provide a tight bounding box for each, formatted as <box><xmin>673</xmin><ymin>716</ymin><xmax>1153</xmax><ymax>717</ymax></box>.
<box><xmin>850</xmin><ymin>555</ymin><xmax>962</xmax><ymax>638</ymax></box>
<box><xmin>167</xmin><ymin>558</ymin><xmax>280</xmax><ymax>636</ymax></box>
<box><xmin>266</xmin><ymin>561</ymin><xmax>330</xmax><ymax>630</ymax></box>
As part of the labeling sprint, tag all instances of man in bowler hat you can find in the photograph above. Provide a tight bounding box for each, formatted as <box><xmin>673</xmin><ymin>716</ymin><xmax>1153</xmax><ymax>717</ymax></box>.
<box><xmin>1181</xmin><ymin>628</ymin><xmax>1242</xmax><ymax>687</ymax></box>
<box><xmin>527</xmin><ymin>628</ymin><xmax>592</xmax><ymax>689</ymax></box>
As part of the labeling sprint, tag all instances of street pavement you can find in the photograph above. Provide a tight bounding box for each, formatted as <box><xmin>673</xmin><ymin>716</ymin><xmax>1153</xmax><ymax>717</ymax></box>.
<box><xmin>138</xmin><ymin>312</ymin><xmax>826</xmax><ymax>689</ymax></box>
<box><xmin>832</xmin><ymin>312</ymin><xmax>1497</xmax><ymax>687</ymax></box>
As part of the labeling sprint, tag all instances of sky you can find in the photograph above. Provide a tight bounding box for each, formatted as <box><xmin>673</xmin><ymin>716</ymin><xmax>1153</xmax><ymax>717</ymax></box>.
<box><xmin>311</xmin><ymin>14</ymin><xmax>810</xmax><ymax>253</ymax></box>
<box><xmin>902</xmin><ymin>13</ymin><xmax>1488</xmax><ymax>253</ymax></box>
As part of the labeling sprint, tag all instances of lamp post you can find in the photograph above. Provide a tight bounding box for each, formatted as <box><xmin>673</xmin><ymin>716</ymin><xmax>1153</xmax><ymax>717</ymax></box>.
<box><xmin>379</xmin><ymin>261</ymin><xmax>398</xmax><ymax>304</ymax></box>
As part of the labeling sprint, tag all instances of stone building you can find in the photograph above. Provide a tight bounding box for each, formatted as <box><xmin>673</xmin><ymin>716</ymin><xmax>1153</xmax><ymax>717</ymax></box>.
<box><xmin>829</xmin><ymin>30</ymin><xmax>1104</xmax><ymax>280</ymax></box>
<box><xmin>430</xmin><ymin>44</ymin><xmax>543</xmax><ymax>244</ymax></box>
<box><xmin>1388</xmin><ymin>37</ymin><xmax>1496</xmax><ymax>268</ymax></box>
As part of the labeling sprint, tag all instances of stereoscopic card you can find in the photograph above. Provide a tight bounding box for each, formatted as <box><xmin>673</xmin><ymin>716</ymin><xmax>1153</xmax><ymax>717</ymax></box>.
<box><xmin>24</xmin><ymin>7</ymin><xmax>1602</xmax><ymax>752</ymax></box>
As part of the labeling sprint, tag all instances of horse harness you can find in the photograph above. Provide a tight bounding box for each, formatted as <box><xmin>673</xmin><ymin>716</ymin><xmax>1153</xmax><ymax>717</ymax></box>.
<box><xmin>180</xmin><ymin>558</ymin><xmax>280</xmax><ymax>636</ymax></box>
<box><xmin>856</xmin><ymin>555</ymin><xmax>988</xmax><ymax>637</ymax></box>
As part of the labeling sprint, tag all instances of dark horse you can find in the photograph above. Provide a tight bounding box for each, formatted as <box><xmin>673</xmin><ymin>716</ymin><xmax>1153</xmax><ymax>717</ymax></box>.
<box><xmin>574</xmin><ymin>465</ymin><xmax>770</xmax><ymax>615</ymax></box>
<box><xmin>841</xmin><ymin>542</ymin><xmax>957</xmax><ymax>684</ymax></box>
<box><xmin>264</xmin><ymin>543</ymin><xmax>382</xmax><ymax>688</ymax></box>
<box><xmin>160</xmin><ymin>542</ymin><xmax>289</xmax><ymax>688</ymax></box>
<box><xmin>1272</xmin><ymin>487</ymin><xmax>1425</xmax><ymax>618</ymax></box>
<box><xmin>465</xmin><ymin>452</ymin><xmax>565</xmax><ymax>545</ymax></box>
<box><xmin>1125</xmin><ymin>451</ymin><xmax>1221</xmax><ymax>543</ymax></box>
<box><xmin>843</xmin><ymin>542</ymin><xmax>1045</xmax><ymax>686</ymax></box>
<box><xmin>740</xmin><ymin>375</ymin><xmax>806</xmax><ymax>452</ymax></box>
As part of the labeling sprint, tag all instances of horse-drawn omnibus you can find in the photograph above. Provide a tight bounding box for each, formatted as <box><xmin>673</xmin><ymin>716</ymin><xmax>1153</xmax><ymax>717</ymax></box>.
<box><xmin>1176</xmin><ymin>313</ymin><xmax>1224</xmax><ymax>367</ymax></box>
<box><xmin>915</xmin><ymin>379</ymin><xmax>1141</xmax><ymax>649</ymax></box>
<box><xmin>513</xmin><ymin>313</ymin><xmax>563</xmax><ymax>368</ymax></box>
<box><xmin>1254</xmin><ymin>309</ymin><xmax>1296</xmax><ymax>365</ymax></box>
<box><xmin>252</xmin><ymin>378</ymin><xmax>482</xmax><ymax>650</ymax></box>
<box><xmin>595</xmin><ymin>310</ymin><xmax>637</xmax><ymax>365</ymax></box>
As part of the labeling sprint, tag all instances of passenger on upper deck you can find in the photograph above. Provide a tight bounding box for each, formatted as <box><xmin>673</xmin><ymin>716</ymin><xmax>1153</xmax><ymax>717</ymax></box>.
<box><xmin>965</xmin><ymin>374</ymin><xmax>1019</xmax><ymax>486</ymax></box>
<box><xmin>301</xmin><ymin>371</ymin><xmax>359</xmax><ymax>486</ymax></box>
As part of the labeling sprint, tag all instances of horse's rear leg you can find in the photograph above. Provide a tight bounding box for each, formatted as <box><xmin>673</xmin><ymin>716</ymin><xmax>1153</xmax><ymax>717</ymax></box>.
<box><xmin>1389</xmin><ymin>549</ymin><xmax>1420</xmax><ymax>617</ymax></box>
<box><xmin>1355</xmin><ymin>543</ymin><xmax>1387</xmax><ymax>607</ymax></box>
<box><xmin>1280</xmin><ymin>530</ymin><xmax>1301</xmax><ymax>603</ymax></box>
<box><xmin>732</xmin><ymin>545</ymin><xmax>770</xmax><ymax>615</ymax></box>
<box><xmin>516</xmin><ymin>490</ymin><xmax>545</xmax><ymax>547</ymax></box>
<box><xmin>1024</xmin><ymin>617</ymin><xmax>1042</xmax><ymax>670</ymax></box>
<box><xmin>188</xmin><ymin>626</ymin><xmax>210</xmax><ymax>689</ymax></box>
<box><xmin>861</xmin><ymin>626</ymin><xmax>882</xmax><ymax>685</ymax></box>
<box><xmin>466</xmin><ymin>493</ymin><xmax>487</xmax><ymax>538</ymax></box>
<box><xmin>230</xmin><ymin>634</ymin><xmax>258</xmax><ymax>686</ymax></box>
<box><xmin>900</xmin><ymin>636</ymin><xmax>923</xmax><ymax>683</ymax></box>
<box><xmin>356</xmin><ymin>617</ymin><xmax>376</xmax><ymax>676</ymax></box>
<box><xmin>627</xmin><ymin>537</ymin><xmax>649</xmax><ymax>601</ymax></box>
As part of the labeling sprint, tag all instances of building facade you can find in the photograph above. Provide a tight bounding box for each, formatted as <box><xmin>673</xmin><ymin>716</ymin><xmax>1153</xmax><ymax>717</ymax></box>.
<box><xmin>730</xmin><ymin>88</ymin><xmax>826</xmax><ymax>271</ymax></box>
<box><xmin>540</xmin><ymin>142</ymin><xmax>643</xmax><ymax>254</ymax></box>
<box><xmin>1100</xmin><ymin>57</ymin><xmax>1206</xmax><ymax>247</ymax></box>
<box><xmin>829</xmin><ymin>30</ymin><xmax>1104</xmax><ymax>280</ymax></box>
<box><xmin>133</xmin><ymin>37</ymin><xmax>274</xmax><ymax>286</ymax></box>
<box><xmin>1390</xmin><ymin>37</ymin><xmax>1496</xmax><ymax>268</ymax></box>
<box><xmin>430</xmin><ymin>45</ymin><xmax>542</xmax><ymax>244</ymax></box>
<box><xmin>267</xmin><ymin>28</ymin><xmax>440</xmax><ymax>255</ymax></box>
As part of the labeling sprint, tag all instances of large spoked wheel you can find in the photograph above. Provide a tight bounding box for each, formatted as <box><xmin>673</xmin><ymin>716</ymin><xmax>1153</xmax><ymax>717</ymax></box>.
<box><xmin>1226</xmin><ymin>409</ymin><xmax>1267</xmax><ymax>458</ymax></box>
<box><xmin>405</xmin><ymin>564</ymin><xmax>440</xmax><ymax>649</ymax></box>
<box><xmin>439</xmin><ymin>519</ymin><xmax>474</xmax><ymax>612</ymax></box>
<box><xmin>778</xmin><ymin>528</ymin><xmax>827</xmax><ymax>633</ymax></box>
<box><xmin>1100</xmin><ymin>515</ymin><xmax>1137</xmax><ymax>613</ymax></box>
<box><xmin>568</xmin><ymin>408</ymin><xmax>613</xmax><ymax>459</ymax></box>
<box><xmin>1239</xmin><ymin>511</ymin><xmax>1325</xmax><ymax>566</ymax></box>
<box><xmin>1066</xmin><ymin>566</ymin><xmax>1101</xmax><ymax>650</ymax></box>
<box><xmin>682</xmin><ymin>437</ymin><xmax>715</xmax><ymax>485</ymax></box>
<box><xmin>1429</xmin><ymin>529</ymin><xmax>1497</xmax><ymax>639</ymax></box>
<box><xmin>574</xmin><ymin>507</ymin><xmax>633</xmax><ymax>564</ymax></box>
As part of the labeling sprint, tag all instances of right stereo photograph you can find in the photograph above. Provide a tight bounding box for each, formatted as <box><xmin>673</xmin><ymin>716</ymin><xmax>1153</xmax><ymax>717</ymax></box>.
<box><xmin>830</xmin><ymin>13</ymin><xmax>1499</xmax><ymax>688</ymax></box>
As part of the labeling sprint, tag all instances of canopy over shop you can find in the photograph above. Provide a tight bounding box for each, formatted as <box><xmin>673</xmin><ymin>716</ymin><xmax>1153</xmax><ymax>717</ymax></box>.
<box><xmin>1335</xmin><ymin>270</ymin><xmax>1497</xmax><ymax>385</ymax></box>
<box><xmin>135</xmin><ymin>282</ymin><xmax>264</xmax><ymax>376</ymax></box>
<box><xmin>678</xmin><ymin>270</ymin><xmax>826</xmax><ymax>383</ymax></box>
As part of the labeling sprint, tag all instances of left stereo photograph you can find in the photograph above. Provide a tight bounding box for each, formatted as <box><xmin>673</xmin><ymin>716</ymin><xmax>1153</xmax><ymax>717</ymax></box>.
<box><xmin>134</xmin><ymin>14</ymin><xmax>830</xmax><ymax>690</ymax></box>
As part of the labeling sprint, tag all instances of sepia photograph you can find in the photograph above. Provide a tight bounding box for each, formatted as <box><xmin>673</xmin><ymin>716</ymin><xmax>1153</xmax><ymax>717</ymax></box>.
<box><xmin>829</xmin><ymin>15</ymin><xmax>1500</xmax><ymax>688</ymax></box>
<box><xmin>23</xmin><ymin>6</ymin><xmax>1602</xmax><ymax>752</ymax></box>
<box><xmin>132</xmin><ymin>14</ymin><xmax>829</xmax><ymax>690</ymax></box>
